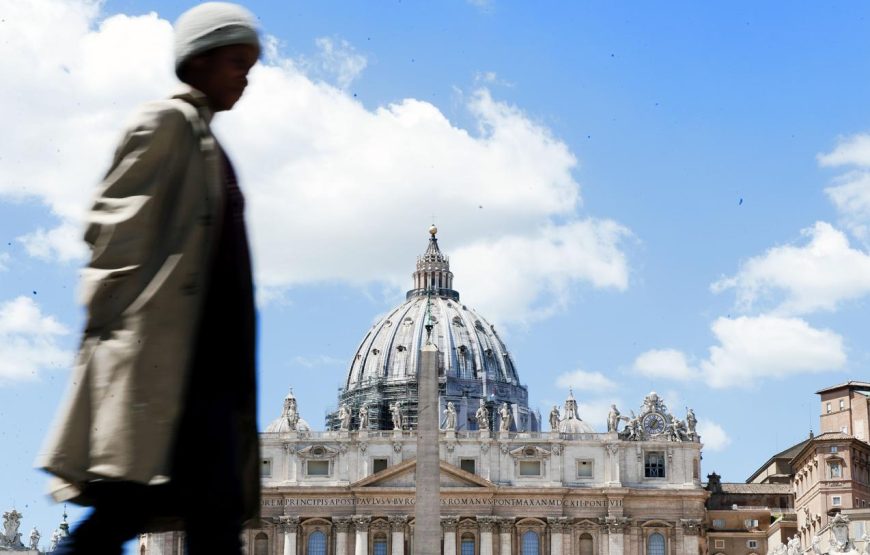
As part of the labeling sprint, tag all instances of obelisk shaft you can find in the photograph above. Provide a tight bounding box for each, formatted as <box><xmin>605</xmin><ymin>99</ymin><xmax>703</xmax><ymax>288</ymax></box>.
<box><xmin>415</xmin><ymin>343</ymin><xmax>440</xmax><ymax>555</ymax></box>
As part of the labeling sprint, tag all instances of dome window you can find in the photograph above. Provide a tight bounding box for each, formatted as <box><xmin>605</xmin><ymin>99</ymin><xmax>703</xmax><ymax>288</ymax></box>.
<box><xmin>452</xmin><ymin>316</ymin><xmax>463</xmax><ymax>326</ymax></box>
<box><xmin>485</xmin><ymin>349</ymin><xmax>494</xmax><ymax>358</ymax></box>
<box><xmin>383</xmin><ymin>320</ymin><xmax>392</xmax><ymax>327</ymax></box>
<box><xmin>458</xmin><ymin>345</ymin><xmax>468</xmax><ymax>355</ymax></box>
<box><xmin>396</xmin><ymin>345</ymin><xmax>406</xmax><ymax>352</ymax></box>
<box><xmin>403</xmin><ymin>317</ymin><xmax>413</xmax><ymax>326</ymax></box>
<box><xmin>372</xmin><ymin>348</ymin><xmax>380</xmax><ymax>355</ymax></box>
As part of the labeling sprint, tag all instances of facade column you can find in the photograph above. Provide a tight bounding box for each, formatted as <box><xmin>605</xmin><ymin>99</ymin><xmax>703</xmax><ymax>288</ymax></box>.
<box><xmin>442</xmin><ymin>517</ymin><xmax>459</xmax><ymax>555</ymax></box>
<box><xmin>335</xmin><ymin>517</ymin><xmax>352</xmax><ymax>555</ymax></box>
<box><xmin>498</xmin><ymin>518</ymin><xmax>513</xmax><ymax>555</ymax></box>
<box><xmin>478</xmin><ymin>517</ymin><xmax>497</xmax><ymax>555</ymax></box>
<box><xmin>680</xmin><ymin>520</ymin><xmax>701</xmax><ymax>555</ymax></box>
<box><xmin>547</xmin><ymin>518</ymin><xmax>565</xmax><ymax>555</ymax></box>
<box><xmin>279</xmin><ymin>516</ymin><xmax>300</xmax><ymax>555</ymax></box>
<box><xmin>603</xmin><ymin>517</ymin><xmax>628</xmax><ymax>555</ymax></box>
<box><xmin>389</xmin><ymin>516</ymin><xmax>408</xmax><ymax>555</ymax></box>
<box><xmin>354</xmin><ymin>516</ymin><xmax>371</xmax><ymax>555</ymax></box>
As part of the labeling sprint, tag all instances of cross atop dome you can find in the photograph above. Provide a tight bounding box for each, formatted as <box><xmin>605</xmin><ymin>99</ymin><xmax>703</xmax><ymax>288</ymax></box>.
<box><xmin>407</xmin><ymin>225</ymin><xmax>460</xmax><ymax>301</ymax></box>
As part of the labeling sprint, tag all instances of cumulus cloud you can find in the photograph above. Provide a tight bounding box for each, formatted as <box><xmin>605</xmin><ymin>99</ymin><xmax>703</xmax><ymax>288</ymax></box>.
<box><xmin>818</xmin><ymin>134</ymin><xmax>870</xmax><ymax>167</ymax></box>
<box><xmin>0</xmin><ymin>296</ymin><xmax>72</xmax><ymax>385</ymax></box>
<box><xmin>1</xmin><ymin>0</ymin><xmax>631</xmax><ymax>326</ymax></box>
<box><xmin>554</xmin><ymin>369</ymin><xmax>617</xmax><ymax>394</ymax></box>
<box><xmin>299</xmin><ymin>36</ymin><xmax>367</xmax><ymax>90</ymax></box>
<box><xmin>0</xmin><ymin>253</ymin><xmax>10</xmax><ymax>272</ymax></box>
<box><xmin>696</xmin><ymin>420</ymin><xmax>731</xmax><ymax>452</ymax></box>
<box><xmin>630</xmin><ymin>316</ymin><xmax>844</xmax><ymax>389</ymax></box>
<box><xmin>632</xmin><ymin>349</ymin><xmax>698</xmax><ymax>381</ymax></box>
<box><xmin>825</xmin><ymin>172</ymin><xmax>870</xmax><ymax>242</ymax></box>
<box><xmin>701</xmin><ymin>315</ymin><xmax>845</xmax><ymax>389</ymax></box>
<box><xmin>712</xmin><ymin>222</ymin><xmax>870</xmax><ymax>315</ymax></box>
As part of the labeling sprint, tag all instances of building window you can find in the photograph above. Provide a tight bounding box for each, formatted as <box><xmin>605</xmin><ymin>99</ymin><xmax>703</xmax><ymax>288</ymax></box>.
<box><xmin>840</xmin><ymin>399</ymin><xmax>845</xmax><ymax>410</ymax></box>
<box><xmin>714</xmin><ymin>539</ymin><xmax>725</xmax><ymax>549</ymax></box>
<box><xmin>830</xmin><ymin>461</ymin><xmax>842</xmax><ymax>479</ymax></box>
<box><xmin>307</xmin><ymin>460</ymin><xmax>330</xmax><ymax>476</ymax></box>
<box><xmin>519</xmin><ymin>461</ymin><xmax>542</xmax><ymax>476</ymax></box>
<box><xmin>373</xmin><ymin>537</ymin><xmax>388</xmax><ymax>555</ymax></box>
<box><xmin>521</xmin><ymin>531</ymin><xmax>539</xmax><ymax>555</ymax></box>
<box><xmin>744</xmin><ymin>519</ymin><xmax>759</xmax><ymax>530</ymax></box>
<box><xmin>577</xmin><ymin>459</ymin><xmax>593</xmax><ymax>479</ymax></box>
<box><xmin>712</xmin><ymin>519</ymin><xmax>725</xmax><ymax>529</ymax></box>
<box><xmin>644</xmin><ymin>452</ymin><xmax>665</xmax><ymax>478</ymax></box>
<box><xmin>579</xmin><ymin>533</ymin><xmax>593</xmax><ymax>555</ymax></box>
<box><xmin>827</xmin><ymin>402</ymin><xmax>832</xmax><ymax>414</ymax></box>
<box><xmin>461</xmin><ymin>535</ymin><xmax>475</xmax><ymax>555</ymax></box>
<box><xmin>647</xmin><ymin>533</ymin><xmax>665</xmax><ymax>555</ymax></box>
<box><xmin>373</xmin><ymin>458</ymin><xmax>389</xmax><ymax>474</ymax></box>
<box><xmin>842</xmin><ymin>426</ymin><xmax>849</xmax><ymax>434</ymax></box>
<box><xmin>460</xmin><ymin>458</ymin><xmax>477</xmax><ymax>474</ymax></box>
<box><xmin>832</xmin><ymin>446</ymin><xmax>838</xmax><ymax>453</ymax></box>
<box><xmin>308</xmin><ymin>531</ymin><xmax>327</xmax><ymax>555</ymax></box>
<box><xmin>254</xmin><ymin>532</ymin><xmax>269</xmax><ymax>555</ymax></box>
<box><xmin>747</xmin><ymin>540</ymin><xmax>759</xmax><ymax>549</ymax></box>
<box><xmin>260</xmin><ymin>458</ymin><xmax>272</xmax><ymax>477</ymax></box>
<box><xmin>832</xmin><ymin>496</ymin><xmax>842</xmax><ymax>506</ymax></box>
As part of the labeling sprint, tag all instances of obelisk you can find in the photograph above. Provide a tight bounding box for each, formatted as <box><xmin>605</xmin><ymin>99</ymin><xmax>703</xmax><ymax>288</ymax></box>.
<box><xmin>415</xmin><ymin>299</ymin><xmax>440</xmax><ymax>555</ymax></box>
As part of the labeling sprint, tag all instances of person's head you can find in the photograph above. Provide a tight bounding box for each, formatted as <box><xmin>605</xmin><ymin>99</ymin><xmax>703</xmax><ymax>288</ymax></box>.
<box><xmin>174</xmin><ymin>2</ymin><xmax>260</xmax><ymax>111</ymax></box>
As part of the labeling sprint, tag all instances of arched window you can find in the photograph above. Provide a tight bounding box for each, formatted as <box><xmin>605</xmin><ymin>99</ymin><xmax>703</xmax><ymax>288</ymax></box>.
<box><xmin>308</xmin><ymin>531</ymin><xmax>327</xmax><ymax>555</ymax></box>
<box><xmin>373</xmin><ymin>535</ymin><xmax>388</xmax><ymax>555</ymax></box>
<box><xmin>579</xmin><ymin>533</ymin><xmax>593</xmax><ymax>555</ymax></box>
<box><xmin>254</xmin><ymin>532</ymin><xmax>268</xmax><ymax>555</ymax></box>
<box><xmin>461</xmin><ymin>533</ymin><xmax>475</xmax><ymax>555</ymax></box>
<box><xmin>521</xmin><ymin>531</ymin><xmax>539</xmax><ymax>555</ymax></box>
<box><xmin>647</xmin><ymin>533</ymin><xmax>665</xmax><ymax>555</ymax></box>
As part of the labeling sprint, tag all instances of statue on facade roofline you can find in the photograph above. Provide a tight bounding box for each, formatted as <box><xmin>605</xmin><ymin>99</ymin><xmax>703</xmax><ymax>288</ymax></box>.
<box><xmin>442</xmin><ymin>402</ymin><xmax>457</xmax><ymax>431</ymax></box>
<box><xmin>338</xmin><ymin>403</ymin><xmax>352</xmax><ymax>431</ymax></box>
<box><xmin>358</xmin><ymin>405</ymin><xmax>369</xmax><ymax>430</ymax></box>
<box><xmin>499</xmin><ymin>402</ymin><xmax>512</xmax><ymax>432</ymax></box>
<box><xmin>390</xmin><ymin>402</ymin><xmax>403</xmax><ymax>430</ymax></box>
<box><xmin>2</xmin><ymin>509</ymin><xmax>24</xmax><ymax>548</ymax></box>
<box><xmin>475</xmin><ymin>399</ymin><xmax>489</xmax><ymax>431</ymax></box>
<box><xmin>549</xmin><ymin>405</ymin><xmax>561</xmax><ymax>431</ymax></box>
<box><xmin>685</xmin><ymin>407</ymin><xmax>697</xmax><ymax>437</ymax></box>
<box><xmin>29</xmin><ymin>526</ymin><xmax>40</xmax><ymax>550</ymax></box>
<box><xmin>607</xmin><ymin>404</ymin><xmax>621</xmax><ymax>433</ymax></box>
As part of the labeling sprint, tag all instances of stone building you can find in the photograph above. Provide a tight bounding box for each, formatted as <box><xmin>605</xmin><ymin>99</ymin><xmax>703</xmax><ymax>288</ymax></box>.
<box><xmin>141</xmin><ymin>228</ymin><xmax>707</xmax><ymax>555</ymax></box>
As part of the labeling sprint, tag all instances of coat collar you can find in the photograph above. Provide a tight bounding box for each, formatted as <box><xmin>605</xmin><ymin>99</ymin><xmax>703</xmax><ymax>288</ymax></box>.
<box><xmin>170</xmin><ymin>85</ymin><xmax>215</xmax><ymax>125</ymax></box>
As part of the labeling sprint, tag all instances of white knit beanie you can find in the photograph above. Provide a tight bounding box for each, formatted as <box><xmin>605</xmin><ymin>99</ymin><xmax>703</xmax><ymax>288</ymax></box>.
<box><xmin>174</xmin><ymin>2</ymin><xmax>261</xmax><ymax>78</ymax></box>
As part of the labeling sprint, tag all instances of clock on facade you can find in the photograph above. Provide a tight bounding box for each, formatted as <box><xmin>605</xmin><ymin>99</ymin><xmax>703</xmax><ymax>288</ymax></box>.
<box><xmin>641</xmin><ymin>412</ymin><xmax>666</xmax><ymax>436</ymax></box>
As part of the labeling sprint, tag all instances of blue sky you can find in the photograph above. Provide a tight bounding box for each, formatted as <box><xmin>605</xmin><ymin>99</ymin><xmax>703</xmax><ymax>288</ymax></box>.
<box><xmin>2</xmin><ymin>0</ymin><xmax>870</xmax><ymax>547</ymax></box>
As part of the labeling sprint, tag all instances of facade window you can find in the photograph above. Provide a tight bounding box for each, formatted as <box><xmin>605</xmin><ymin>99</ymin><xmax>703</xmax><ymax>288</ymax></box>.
<box><xmin>714</xmin><ymin>539</ymin><xmax>725</xmax><ymax>549</ymax></box>
<box><xmin>830</xmin><ymin>461</ymin><xmax>842</xmax><ymax>479</ymax></box>
<box><xmin>712</xmin><ymin>519</ymin><xmax>725</xmax><ymax>529</ymax></box>
<box><xmin>373</xmin><ymin>537</ymin><xmax>388</xmax><ymax>555</ymax></box>
<box><xmin>461</xmin><ymin>535</ymin><xmax>475</xmax><ymax>555</ymax></box>
<box><xmin>521</xmin><ymin>531</ymin><xmax>540</xmax><ymax>555</ymax></box>
<box><xmin>747</xmin><ymin>540</ymin><xmax>759</xmax><ymax>549</ymax></box>
<box><xmin>577</xmin><ymin>459</ymin><xmax>593</xmax><ymax>479</ymax></box>
<box><xmin>460</xmin><ymin>458</ymin><xmax>477</xmax><ymax>474</ymax></box>
<box><xmin>840</xmin><ymin>399</ymin><xmax>845</xmax><ymax>410</ymax></box>
<box><xmin>260</xmin><ymin>458</ymin><xmax>272</xmax><ymax>477</ymax></box>
<box><xmin>832</xmin><ymin>446</ymin><xmax>838</xmax><ymax>453</ymax></box>
<box><xmin>373</xmin><ymin>458</ymin><xmax>389</xmax><ymax>474</ymax></box>
<box><xmin>644</xmin><ymin>452</ymin><xmax>666</xmax><ymax>478</ymax></box>
<box><xmin>307</xmin><ymin>460</ymin><xmax>330</xmax><ymax>476</ymax></box>
<box><xmin>647</xmin><ymin>533</ymin><xmax>665</xmax><ymax>555</ymax></box>
<box><xmin>744</xmin><ymin>519</ymin><xmax>759</xmax><ymax>530</ymax></box>
<box><xmin>832</xmin><ymin>496</ymin><xmax>842</xmax><ymax>506</ymax></box>
<box><xmin>827</xmin><ymin>402</ymin><xmax>832</xmax><ymax>414</ymax></box>
<box><xmin>254</xmin><ymin>532</ymin><xmax>268</xmax><ymax>555</ymax></box>
<box><xmin>519</xmin><ymin>461</ymin><xmax>542</xmax><ymax>476</ymax></box>
<box><xmin>308</xmin><ymin>531</ymin><xmax>327</xmax><ymax>555</ymax></box>
<box><xmin>842</xmin><ymin>426</ymin><xmax>849</xmax><ymax>434</ymax></box>
<box><xmin>578</xmin><ymin>533</ymin><xmax>593</xmax><ymax>555</ymax></box>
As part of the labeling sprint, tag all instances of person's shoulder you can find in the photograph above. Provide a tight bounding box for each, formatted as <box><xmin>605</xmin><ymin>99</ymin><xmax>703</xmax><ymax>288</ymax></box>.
<box><xmin>121</xmin><ymin>98</ymin><xmax>193</xmax><ymax>138</ymax></box>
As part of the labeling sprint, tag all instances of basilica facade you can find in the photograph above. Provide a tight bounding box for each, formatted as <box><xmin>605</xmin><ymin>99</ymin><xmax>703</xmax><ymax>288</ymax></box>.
<box><xmin>140</xmin><ymin>228</ymin><xmax>707</xmax><ymax>555</ymax></box>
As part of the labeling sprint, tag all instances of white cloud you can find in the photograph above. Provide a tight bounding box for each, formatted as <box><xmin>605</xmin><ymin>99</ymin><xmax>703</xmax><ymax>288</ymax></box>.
<box><xmin>632</xmin><ymin>349</ymin><xmax>698</xmax><ymax>381</ymax></box>
<box><xmin>18</xmin><ymin>221</ymin><xmax>88</xmax><ymax>262</ymax></box>
<box><xmin>0</xmin><ymin>0</ymin><xmax>631</xmax><ymax>326</ymax></box>
<box><xmin>712</xmin><ymin>222</ymin><xmax>870</xmax><ymax>315</ymax></box>
<box><xmin>818</xmin><ymin>134</ymin><xmax>870</xmax><ymax>167</ymax></box>
<box><xmin>701</xmin><ymin>315</ymin><xmax>845</xmax><ymax>389</ymax></box>
<box><xmin>0</xmin><ymin>296</ymin><xmax>72</xmax><ymax>385</ymax></box>
<box><xmin>0</xmin><ymin>253</ymin><xmax>10</xmax><ymax>272</ymax></box>
<box><xmin>825</xmin><ymin>173</ymin><xmax>870</xmax><ymax>242</ymax></box>
<box><xmin>555</xmin><ymin>369</ymin><xmax>617</xmax><ymax>394</ymax></box>
<box><xmin>299</xmin><ymin>36</ymin><xmax>367</xmax><ymax>90</ymax></box>
<box><xmin>697</xmin><ymin>420</ymin><xmax>731</xmax><ymax>452</ymax></box>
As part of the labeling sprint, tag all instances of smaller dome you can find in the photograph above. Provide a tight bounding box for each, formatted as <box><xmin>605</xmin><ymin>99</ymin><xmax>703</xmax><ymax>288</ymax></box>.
<box><xmin>558</xmin><ymin>389</ymin><xmax>595</xmax><ymax>434</ymax></box>
<box><xmin>266</xmin><ymin>388</ymin><xmax>311</xmax><ymax>433</ymax></box>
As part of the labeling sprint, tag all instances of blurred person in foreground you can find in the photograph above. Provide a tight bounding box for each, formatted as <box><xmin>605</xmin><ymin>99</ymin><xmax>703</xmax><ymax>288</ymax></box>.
<box><xmin>36</xmin><ymin>3</ymin><xmax>262</xmax><ymax>553</ymax></box>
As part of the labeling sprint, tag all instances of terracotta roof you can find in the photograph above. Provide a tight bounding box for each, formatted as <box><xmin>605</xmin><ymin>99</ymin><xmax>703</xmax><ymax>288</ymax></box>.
<box><xmin>719</xmin><ymin>483</ymin><xmax>793</xmax><ymax>495</ymax></box>
<box><xmin>815</xmin><ymin>381</ymin><xmax>870</xmax><ymax>394</ymax></box>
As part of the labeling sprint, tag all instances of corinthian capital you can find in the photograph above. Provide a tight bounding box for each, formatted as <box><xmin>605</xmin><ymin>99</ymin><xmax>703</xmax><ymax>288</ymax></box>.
<box><xmin>353</xmin><ymin>515</ymin><xmax>372</xmax><ymax>532</ymax></box>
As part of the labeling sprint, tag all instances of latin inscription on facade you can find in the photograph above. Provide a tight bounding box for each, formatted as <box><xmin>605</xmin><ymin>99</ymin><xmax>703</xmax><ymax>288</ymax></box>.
<box><xmin>262</xmin><ymin>497</ymin><xmax>622</xmax><ymax>508</ymax></box>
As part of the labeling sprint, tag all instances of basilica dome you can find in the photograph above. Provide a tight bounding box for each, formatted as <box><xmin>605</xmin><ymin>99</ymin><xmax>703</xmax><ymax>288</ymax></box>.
<box><xmin>327</xmin><ymin>227</ymin><xmax>539</xmax><ymax>432</ymax></box>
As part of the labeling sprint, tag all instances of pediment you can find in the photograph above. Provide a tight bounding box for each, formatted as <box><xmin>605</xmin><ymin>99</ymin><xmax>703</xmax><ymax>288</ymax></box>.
<box><xmin>352</xmin><ymin>459</ymin><xmax>495</xmax><ymax>489</ymax></box>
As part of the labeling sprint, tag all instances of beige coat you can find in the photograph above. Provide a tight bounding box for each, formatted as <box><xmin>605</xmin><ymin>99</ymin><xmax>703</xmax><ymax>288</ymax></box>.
<box><xmin>36</xmin><ymin>87</ymin><xmax>260</xmax><ymax>522</ymax></box>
